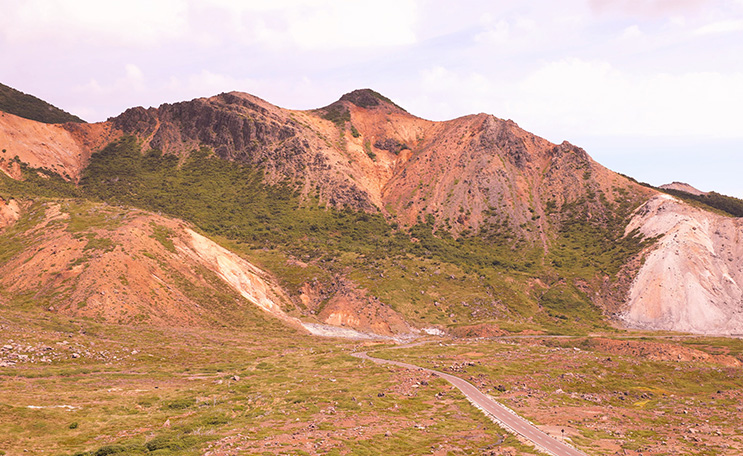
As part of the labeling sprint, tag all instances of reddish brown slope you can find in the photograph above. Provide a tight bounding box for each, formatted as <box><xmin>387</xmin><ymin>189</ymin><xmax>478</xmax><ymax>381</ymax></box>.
<box><xmin>0</xmin><ymin>197</ymin><xmax>415</xmax><ymax>336</ymax></box>
<box><xmin>1</xmin><ymin>88</ymin><xmax>657</xmax><ymax>238</ymax></box>
<box><xmin>0</xmin><ymin>111</ymin><xmax>119</xmax><ymax>181</ymax></box>
<box><xmin>338</xmin><ymin>93</ymin><xmax>654</xmax><ymax>240</ymax></box>
<box><xmin>0</xmin><ymin>200</ymin><xmax>302</xmax><ymax>328</ymax></box>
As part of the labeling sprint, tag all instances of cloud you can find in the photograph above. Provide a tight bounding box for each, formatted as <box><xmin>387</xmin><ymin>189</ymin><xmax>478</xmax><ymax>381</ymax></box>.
<box><xmin>620</xmin><ymin>24</ymin><xmax>644</xmax><ymax>39</ymax></box>
<box><xmin>72</xmin><ymin>64</ymin><xmax>150</xmax><ymax>118</ymax></box>
<box><xmin>285</xmin><ymin>0</ymin><xmax>418</xmax><ymax>49</ymax></box>
<box><xmin>514</xmin><ymin>58</ymin><xmax>743</xmax><ymax>138</ymax></box>
<box><xmin>164</xmin><ymin>70</ymin><xmax>329</xmax><ymax>112</ymax></box>
<box><xmin>406</xmin><ymin>66</ymin><xmax>497</xmax><ymax>118</ymax></box>
<box><xmin>0</xmin><ymin>0</ymin><xmax>419</xmax><ymax>50</ymax></box>
<box><xmin>0</xmin><ymin>0</ymin><xmax>188</xmax><ymax>46</ymax></box>
<box><xmin>167</xmin><ymin>70</ymin><xmax>259</xmax><ymax>98</ymax></box>
<box><xmin>588</xmin><ymin>0</ymin><xmax>713</xmax><ymax>17</ymax></box>
<box><xmin>420</xmin><ymin>66</ymin><xmax>490</xmax><ymax>93</ymax></box>
<box><xmin>80</xmin><ymin>64</ymin><xmax>146</xmax><ymax>95</ymax></box>
<box><xmin>410</xmin><ymin>59</ymin><xmax>743</xmax><ymax>141</ymax></box>
<box><xmin>694</xmin><ymin>19</ymin><xmax>743</xmax><ymax>35</ymax></box>
<box><xmin>474</xmin><ymin>20</ymin><xmax>513</xmax><ymax>45</ymax></box>
<box><xmin>190</xmin><ymin>0</ymin><xmax>419</xmax><ymax>50</ymax></box>
<box><xmin>123</xmin><ymin>64</ymin><xmax>145</xmax><ymax>91</ymax></box>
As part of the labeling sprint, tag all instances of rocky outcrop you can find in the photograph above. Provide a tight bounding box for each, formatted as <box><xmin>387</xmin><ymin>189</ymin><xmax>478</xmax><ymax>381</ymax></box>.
<box><xmin>295</xmin><ymin>278</ymin><xmax>413</xmax><ymax>336</ymax></box>
<box><xmin>111</xmin><ymin>92</ymin><xmax>379</xmax><ymax>211</ymax></box>
<box><xmin>380</xmin><ymin>112</ymin><xmax>648</xmax><ymax>239</ymax></box>
<box><xmin>315</xmin><ymin>280</ymin><xmax>412</xmax><ymax>336</ymax></box>
<box><xmin>621</xmin><ymin>195</ymin><xmax>743</xmax><ymax>334</ymax></box>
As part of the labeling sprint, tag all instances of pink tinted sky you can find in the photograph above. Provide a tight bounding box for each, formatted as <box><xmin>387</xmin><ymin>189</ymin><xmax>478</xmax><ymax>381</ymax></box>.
<box><xmin>1</xmin><ymin>0</ymin><xmax>742</xmax><ymax>196</ymax></box>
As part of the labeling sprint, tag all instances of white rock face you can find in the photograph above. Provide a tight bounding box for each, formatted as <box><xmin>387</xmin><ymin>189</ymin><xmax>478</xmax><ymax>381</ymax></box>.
<box><xmin>621</xmin><ymin>195</ymin><xmax>743</xmax><ymax>334</ymax></box>
<box><xmin>178</xmin><ymin>228</ymin><xmax>304</xmax><ymax>328</ymax></box>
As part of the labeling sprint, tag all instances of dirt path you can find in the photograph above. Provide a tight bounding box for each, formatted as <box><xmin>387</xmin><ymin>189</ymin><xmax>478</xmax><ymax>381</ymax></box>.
<box><xmin>351</xmin><ymin>349</ymin><xmax>588</xmax><ymax>456</ymax></box>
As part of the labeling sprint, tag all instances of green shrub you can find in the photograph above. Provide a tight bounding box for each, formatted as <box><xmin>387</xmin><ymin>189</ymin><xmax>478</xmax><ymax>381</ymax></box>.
<box><xmin>93</xmin><ymin>445</ymin><xmax>126</xmax><ymax>456</ymax></box>
<box><xmin>319</xmin><ymin>104</ymin><xmax>350</xmax><ymax>127</ymax></box>
<box><xmin>364</xmin><ymin>140</ymin><xmax>376</xmax><ymax>160</ymax></box>
<box><xmin>0</xmin><ymin>82</ymin><xmax>85</xmax><ymax>123</ymax></box>
<box><xmin>660</xmin><ymin>188</ymin><xmax>743</xmax><ymax>217</ymax></box>
<box><xmin>163</xmin><ymin>398</ymin><xmax>196</xmax><ymax>410</ymax></box>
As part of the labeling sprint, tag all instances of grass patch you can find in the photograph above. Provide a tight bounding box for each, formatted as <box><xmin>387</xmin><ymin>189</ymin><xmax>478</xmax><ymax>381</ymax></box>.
<box><xmin>150</xmin><ymin>223</ymin><xmax>176</xmax><ymax>253</ymax></box>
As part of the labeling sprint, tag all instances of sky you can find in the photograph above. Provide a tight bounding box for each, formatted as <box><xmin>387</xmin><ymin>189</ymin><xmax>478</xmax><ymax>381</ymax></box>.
<box><xmin>1</xmin><ymin>0</ymin><xmax>742</xmax><ymax>197</ymax></box>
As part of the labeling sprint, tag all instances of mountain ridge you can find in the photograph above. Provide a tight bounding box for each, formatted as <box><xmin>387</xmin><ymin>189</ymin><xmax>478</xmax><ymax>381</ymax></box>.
<box><xmin>108</xmin><ymin>89</ymin><xmax>656</xmax><ymax>236</ymax></box>
<box><xmin>1</xmin><ymin>86</ymin><xmax>742</xmax><ymax>336</ymax></box>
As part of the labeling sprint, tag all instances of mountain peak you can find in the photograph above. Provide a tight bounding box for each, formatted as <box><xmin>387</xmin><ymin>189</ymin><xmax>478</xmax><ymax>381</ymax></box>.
<box><xmin>337</xmin><ymin>89</ymin><xmax>406</xmax><ymax>112</ymax></box>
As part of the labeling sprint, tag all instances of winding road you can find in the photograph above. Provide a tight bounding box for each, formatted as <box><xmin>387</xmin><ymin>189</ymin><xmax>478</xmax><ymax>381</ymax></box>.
<box><xmin>351</xmin><ymin>350</ymin><xmax>587</xmax><ymax>456</ymax></box>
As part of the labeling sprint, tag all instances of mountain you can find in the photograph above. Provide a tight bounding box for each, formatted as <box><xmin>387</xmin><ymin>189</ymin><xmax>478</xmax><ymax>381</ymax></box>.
<box><xmin>1</xmin><ymin>87</ymin><xmax>742</xmax><ymax>336</ymax></box>
<box><xmin>109</xmin><ymin>89</ymin><xmax>650</xmax><ymax>235</ymax></box>
<box><xmin>657</xmin><ymin>183</ymin><xmax>743</xmax><ymax>218</ymax></box>
<box><xmin>659</xmin><ymin>181</ymin><xmax>706</xmax><ymax>196</ymax></box>
<box><xmin>0</xmin><ymin>82</ymin><xmax>85</xmax><ymax>124</ymax></box>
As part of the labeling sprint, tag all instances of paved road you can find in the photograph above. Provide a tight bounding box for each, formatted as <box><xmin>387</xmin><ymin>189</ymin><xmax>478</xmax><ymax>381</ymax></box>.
<box><xmin>351</xmin><ymin>350</ymin><xmax>587</xmax><ymax>456</ymax></box>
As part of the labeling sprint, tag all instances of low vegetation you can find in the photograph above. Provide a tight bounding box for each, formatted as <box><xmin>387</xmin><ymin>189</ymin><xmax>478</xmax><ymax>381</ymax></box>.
<box><xmin>659</xmin><ymin>188</ymin><xmax>743</xmax><ymax>218</ymax></box>
<box><xmin>549</xmin><ymin>192</ymin><xmax>651</xmax><ymax>278</ymax></box>
<box><xmin>340</xmin><ymin>88</ymin><xmax>408</xmax><ymax>112</ymax></box>
<box><xmin>0</xmin><ymin>82</ymin><xmax>85</xmax><ymax>124</ymax></box>
<box><xmin>0</xmin><ymin>311</ymin><xmax>539</xmax><ymax>456</ymax></box>
<box><xmin>374</xmin><ymin>336</ymin><xmax>743</xmax><ymax>456</ymax></box>
<box><xmin>318</xmin><ymin>104</ymin><xmax>350</xmax><ymax>127</ymax></box>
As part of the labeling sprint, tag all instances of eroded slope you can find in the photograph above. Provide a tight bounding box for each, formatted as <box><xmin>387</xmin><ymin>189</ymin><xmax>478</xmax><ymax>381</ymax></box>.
<box><xmin>622</xmin><ymin>194</ymin><xmax>743</xmax><ymax>334</ymax></box>
<box><xmin>0</xmin><ymin>111</ymin><xmax>118</xmax><ymax>181</ymax></box>
<box><xmin>0</xmin><ymin>200</ymin><xmax>300</xmax><ymax>328</ymax></box>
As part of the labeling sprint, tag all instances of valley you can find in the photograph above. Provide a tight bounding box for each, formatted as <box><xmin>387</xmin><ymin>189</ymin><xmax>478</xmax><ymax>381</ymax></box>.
<box><xmin>2</xmin><ymin>309</ymin><xmax>742</xmax><ymax>455</ymax></box>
